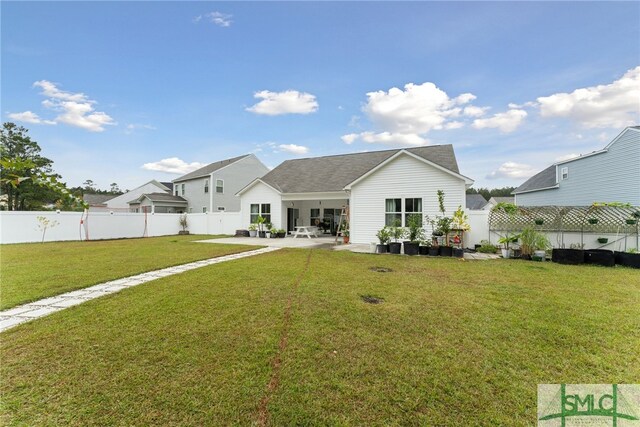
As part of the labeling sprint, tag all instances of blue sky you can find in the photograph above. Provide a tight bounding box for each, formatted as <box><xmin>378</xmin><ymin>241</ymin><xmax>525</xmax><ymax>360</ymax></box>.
<box><xmin>3</xmin><ymin>1</ymin><xmax>639</xmax><ymax>191</ymax></box>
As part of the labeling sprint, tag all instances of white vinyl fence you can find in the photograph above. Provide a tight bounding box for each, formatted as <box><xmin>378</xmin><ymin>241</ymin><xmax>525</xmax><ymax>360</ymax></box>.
<box><xmin>0</xmin><ymin>211</ymin><xmax>241</xmax><ymax>244</ymax></box>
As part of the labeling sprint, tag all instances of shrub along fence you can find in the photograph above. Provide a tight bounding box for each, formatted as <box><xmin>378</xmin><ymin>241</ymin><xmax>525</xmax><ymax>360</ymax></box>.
<box><xmin>488</xmin><ymin>205</ymin><xmax>639</xmax><ymax>252</ymax></box>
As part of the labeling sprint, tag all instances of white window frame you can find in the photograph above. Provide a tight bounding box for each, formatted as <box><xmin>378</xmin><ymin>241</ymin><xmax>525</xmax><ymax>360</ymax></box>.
<box><xmin>385</xmin><ymin>197</ymin><xmax>422</xmax><ymax>227</ymax></box>
<box><xmin>385</xmin><ymin>198</ymin><xmax>402</xmax><ymax>227</ymax></box>
<box><xmin>204</xmin><ymin>179</ymin><xmax>209</xmax><ymax>193</ymax></box>
<box><xmin>250</xmin><ymin>203</ymin><xmax>271</xmax><ymax>223</ymax></box>
<box><xmin>404</xmin><ymin>198</ymin><xmax>423</xmax><ymax>226</ymax></box>
<box><xmin>561</xmin><ymin>167</ymin><xmax>569</xmax><ymax>180</ymax></box>
<box><xmin>216</xmin><ymin>179</ymin><xmax>224</xmax><ymax>194</ymax></box>
<box><xmin>181</xmin><ymin>183</ymin><xmax>185</xmax><ymax>196</ymax></box>
<box><xmin>202</xmin><ymin>207</ymin><xmax>207</xmax><ymax>213</ymax></box>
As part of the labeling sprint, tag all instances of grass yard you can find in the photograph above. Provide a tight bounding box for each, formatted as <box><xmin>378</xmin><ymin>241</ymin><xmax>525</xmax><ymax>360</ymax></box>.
<box><xmin>1</xmin><ymin>248</ymin><xmax>639</xmax><ymax>425</ymax></box>
<box><xmin>0</xmin><ymin>235</ymin><xmax>261</xmax><ymax>309</ymax></box>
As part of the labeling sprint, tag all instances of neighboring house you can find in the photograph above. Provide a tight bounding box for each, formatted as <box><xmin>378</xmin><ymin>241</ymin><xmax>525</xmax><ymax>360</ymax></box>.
<box><xmin>104</xmin><ymin>180</ymin><xmax>173</xmax><ymax>211</ymax></box>
<box><xmin>173</xmin><ymin>154</ymin><xmax>269</xmax><ymax>213</ymax></box>
<box><xmin>128</xmin><ymin>193</ymin><xmax>188</xmax><ymax>214</ymax></box>
<box><xmin>466</xmin><ymin>194</ymin><xmax>488</xmax><ymax>210</ymax></box>
<box><xmin>83</xmin><ymin>194</ymin><xmax>114</xmax><ymax>211</ymax></box>
<box><xmin>513</xmin><ymin>126</ymin><xmax>640</xmax><ymax>206</ymax></box>
<box><xmin>237</xmin><ymin>146</ymin><xmax>473</xmax><ymax>244</ymax></box>
<box><xmin>483</xmin><ymin>196</ymin><xmax>515</xmax><ymax>210</ymax></box>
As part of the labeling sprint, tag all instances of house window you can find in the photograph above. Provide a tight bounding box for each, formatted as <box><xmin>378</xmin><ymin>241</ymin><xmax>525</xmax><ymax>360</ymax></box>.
<box><xmin>405</xmin><ymin>198</ymin><xmax>423</xmax><ymax>225</ymax></box>
<box><xmin>250</xmin><ymin>203</ymin><xmax>271</xmax><ymax>223</ymax></box>
<box><xmin>561</xmin><ymin>167</ymin><xmax>569</xmax><ymax>180</ymax></box>
<box><xmin>188</xmin><ymin>207</ymin><xmax>193</xmax><ymax>213</ymax></box>
<box><xmin>174</xmin><ymin>188</ymin><xmax>179</xmax><ymax>196</ymax></box>
<box><xmin>181</xmin><ymin>184</ymin><xmax>185</xmax><ymax>196</ymax></box>
<box><xmin>204</xmin><ymin>179</ymin><xmax>209</xmax><ymax>193</ymax></box>
<box><xmin>310</xmin><ymin>208</ymin><xmax>320</xmax><ymax>225</ymax></box>
<box><xmin>202</xmin><ymin>207</ymin><xmax>207</xmax><ymax>213</ymax></box>
<box><xmin>385</xmin><ymin>198</ymin><xmax>402</xmax><ymax>226</ymax></box>
<box><xmin>216</xmin><ymin>179</ymin><xmax>224</xmax><ymax>194</ymax></box>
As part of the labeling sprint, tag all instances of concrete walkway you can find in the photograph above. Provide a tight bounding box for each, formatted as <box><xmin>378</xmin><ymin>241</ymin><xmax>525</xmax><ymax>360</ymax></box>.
<box><xmin>0</xmin><ymin>247</ymin><xmax>280</xmax><ymax>333</ymax></box>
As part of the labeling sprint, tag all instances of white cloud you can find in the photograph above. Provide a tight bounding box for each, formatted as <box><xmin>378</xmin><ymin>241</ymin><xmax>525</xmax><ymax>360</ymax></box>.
<box><xmin>537</xmin><ymin>66</ymin><xmax>640</xmax><ymax>128</ymax></box>
<box><xmin>7</xmin><ymin>111</ymin><xmax>55</xmax><ymax>125</ymax></box>
<box><xmin>361</xmin><ymin>82</ymin><xmax>477</xmax><ymax>134</ymax></box>
<box><xmin>472</xmin><ymin>109</ymin><xmax>527</xmax><ymax>133</ymax></box>
<box><xmin>22</xmin><ymin>80</ymin><xmax>116</xmax><ymax>132</ymax></box>
<box><xmin>341</xmin><ymin>131</ymin><xmax>428</xmax><ymax>147</ymax></box>
<box><xmin>555</xmin><ymin>153</ymin><xmax>580</xmax><ymax>162</ymax></box>
<box><xmin>246</xmin><ymin>90</ymin><xmax>318</xmax><ymax>115</ymax></box>
<box><xmin>142</xmin><ymin>158</ymin><xmax>206</xmax><ymax>174</ymax></box>
<box><xmin>486</xmin><ymin>161</ymin><xmax>538</xmax><ymax>180</ymax></box>
<box><xmin>125</xmin><ymin>123</ymin><xmax>156</xmax><ymax>134</ymax></box>
<box><xmin>278</xmin><ymin>144</ymin><xmax>309</xmax><ymax>155</ymax></box>
<box><xmin>463</xmin><ymin>105</ymin><xmax>489</xmax><ymax>117</ymax></box>
<box><xmin>194</xmin><ymin>11</ymin><xmax>233</xmax><ymax>27</ymax></box>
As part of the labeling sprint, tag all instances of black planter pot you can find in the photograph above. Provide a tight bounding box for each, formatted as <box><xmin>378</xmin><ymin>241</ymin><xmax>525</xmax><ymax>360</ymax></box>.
<box><xmin>615</xmin><ymin>251</ymin><xmax>640</xmax><ymax>269</ymax></box>
<box><xmin>258</xmin><ymin>231</ymin><xmax>266</xmax><ymax>238</ymax></box>
<box><xmin>403</xmin><ymin>242</ymin><xmax>420</xmax><ymax>256</ymax></box>
<box><xmin>439</xmin><ymin>246</ymin><xmax>453</xmax><ymax>257</ymax></box>
<box><xmin>428</xmin><ymin>247</ymin><xmax>440</xmax><ymax>256</ymax></box>
<box><xmin>584</xmin><ymin>249</ymin><xmax>615</xmax><ymax>267</ymax></box>
<box><xmin>551</xmin><ymin>248</ymin><xmax>584</xmax><ymax>265</ymax></box>
<box><xmin>376</xmin><ymin>244</ymin><xmax>390</xmax><ymax>254</ymax></box>
<box><xmin>418</xmin><ymin>246</ymin><xmax>430</xmax><ymax>255</ymax></box>
<box><xmin>277</xmin><ymin>232</ymin><xmax>286</xmax><ymax>238</ymax></box>
<box><xmin>453</xmin><ymin>248</ymin><xmax>464</xmax><ymax>258</ymax></box>
<box><xmin>389</xmin><ymin>242</ymin><xmax>402</xmax><ymax>254</ymax></box>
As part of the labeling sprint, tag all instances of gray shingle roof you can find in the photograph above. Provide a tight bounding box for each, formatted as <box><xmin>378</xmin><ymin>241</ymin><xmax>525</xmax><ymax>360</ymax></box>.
<box><xmin>490</xmin><ymin>196</ymin><xmax>515</xmax><ymax>204</ymax></box>
<box><xmin>129</xmin><ymin>193</ymin><xmax>187</xmax><ymax>204</ymax></box>
<box><xmin>173</xmin><ymin>154</ymin><xmax>250</xmax><ymax>183</ymax></box>
<box><xmin>83</xmin><ymin>194</ymin><xmax>114</xmax><ymax>205</ymax></box>
<box><xmin>466</xmin><ymin>194</ymin><xmax>488</xmax><ymax>210</ymax></box>
<box><xmin>513</xmin><ymin>165</ymin><xmax>557</xmax><ymax>194</ymax></box>
<box><xmin>258</xmin><ymin>145</ymin><xmax>461</xmax><ymax>193</ymax></box>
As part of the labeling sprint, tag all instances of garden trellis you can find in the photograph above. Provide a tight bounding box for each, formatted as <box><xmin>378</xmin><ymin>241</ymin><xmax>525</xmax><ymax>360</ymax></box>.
<box><xmin>489</xmin><ymin>205</ymin><xmax>640</xmax><ymax>249</ymax></box>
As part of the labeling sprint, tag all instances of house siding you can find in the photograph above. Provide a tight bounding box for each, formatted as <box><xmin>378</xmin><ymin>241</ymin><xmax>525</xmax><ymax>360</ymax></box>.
<box><xmin>211</xmin><ymin>155</ymin><xmax>270</xmax><ymax>212</ymax></box>
<box><xmin>516</xmin><ymin>129</ymin><xmax>640</xmax><ymax>206</ymax></box>
<box><xmin>350</xmin><ymin>154</ymin><xmax>466</xmax><ymax>244</ymax></box>
<box><xmin>239</xmin><ymin>182</ymin><xmax>283</xmax><ymax>229</ymax></box>
<box><xmin>106</xmin><ymin>181</ymin><xmax>169</xmax><ymax>210</ymax></box>
<box><xmin>179</xmin><ymin>178</ymin><xmax>210</xmax><ymax>213</ymax></box>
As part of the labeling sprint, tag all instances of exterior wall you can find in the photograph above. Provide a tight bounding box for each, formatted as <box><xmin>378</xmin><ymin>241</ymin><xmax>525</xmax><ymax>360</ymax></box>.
<box><xmin>211</xmin><ymin>155</ymin><xmax>270</xmax><ymax>212</ymax></box>
<box><xmin>516</xmin><ymin>129</ymin><xmax>640</xmax><ymax>206</ymax></box>
<box><xmin>239</xmin><ymin>181</ymin><xmax>283</xmax><ymax>229</ymax></box>
<box><xmin>177</xmin><ymin>177</ymin><xmax>210</xmax><ymax>213</ymax></box>
<box><xmin>0</xmin><ymin>211</ymin><xmax>241</xmax><ymax>244</ymax></box>
<box><xmin>350</xmin><ymin>153</ymin><xmax>466</xmax><ymax>244</ymax></box>
<box><xmin>105</xmin><ymin>181</ymin><xmax>169</xmax><ymax>210</ymax></box>
<box><xmin>286</xmin><ymin>199</ymin><xmax>348</xmax><ymax>227</ymax></box>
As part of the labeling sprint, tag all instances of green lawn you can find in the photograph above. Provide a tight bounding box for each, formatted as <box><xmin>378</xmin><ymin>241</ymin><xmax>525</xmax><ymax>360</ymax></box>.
<box><xmin>1</xmin><ymin>249</ymin><xmax>638</xmax><ymax>426</ymax></box>
<box><xmin>0</xmin><ymin>235</ymin><xmax>261</xmax><ymax>309</ymax></box>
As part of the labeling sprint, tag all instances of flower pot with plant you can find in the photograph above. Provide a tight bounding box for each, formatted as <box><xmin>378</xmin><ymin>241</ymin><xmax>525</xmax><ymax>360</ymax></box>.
<box><xmin>375</xmin><ymin>227</ymin><xmax>391</xmax><ymax>254</ymax></box>
<box><xmin>248</xmin><ymin>223</ymin><xmax>257</xmax><ymax>237</ymax></box>
<box><xmin>597</xmin><ymin>237</ymin><xmax>608</xmax><ymax>244</ymax></box>
<box><xmin>587</xmin><ymin>218</ymin><xmax>599</xmax><ymax>225</ymax></box>
<box><xmin>277</xmin><ymin>228</ymin><xmax>286</xmax><ymax>238</ymax></box>
<box><xmin>256</xmin><ymin>216</ymin><xmax>266</xmax><ymax>238</ymax></box>
<box><xmin>178</xmin><ymin>214</ymin><xmax>189</xmax><ymax>235</ymax></box>
<box><xmin>403</xmin><ymin>214</ymin><xmax>424</xmax><ymax>256</ymax></box>
<box><xmin>498</xmin><ymin>233</ymin><xmax>519</xmax><ymax>259</ymax></box>
<box><xmin>388</xmin><ymin>219</ymin><xmax>406</xmax><ymax>254</ymax></box>
<box><xmin>534</xmin><ymin>218</ymin><xmax>544</xmax><ymax>225</ymax></box>
<box><xmin>518</xmin><ymin>227</ymin><xmax>550</xmax><ymax>260</ymax></box>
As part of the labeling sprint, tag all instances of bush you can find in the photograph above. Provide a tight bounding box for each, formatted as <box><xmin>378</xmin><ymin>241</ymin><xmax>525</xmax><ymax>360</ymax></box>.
<box><xmin>477</xmin><ymin>240</ymin><xmax>498</xmax><ymax>254</ymax></box>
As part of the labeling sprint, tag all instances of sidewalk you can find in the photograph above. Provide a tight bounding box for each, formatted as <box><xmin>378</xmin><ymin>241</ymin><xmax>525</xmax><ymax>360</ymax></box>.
<box><xmin>0</xmin><ymin>247</ymin><xmax>280</xmax><ymax>333</ymax></box>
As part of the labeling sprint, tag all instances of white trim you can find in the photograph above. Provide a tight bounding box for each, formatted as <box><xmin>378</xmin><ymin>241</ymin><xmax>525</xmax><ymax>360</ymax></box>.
<box><xmin>513</xmin><ymin>184</ymin><xmax>560</xmax><ymax>195</ymax></box>
<box><xmin>236</xmin><ymin>178</ymin><xmax>282</xmax><ymax>196</ymax></box>
<box><xmin>344</xmin><ymin>150</ymin><xmax>473</xmax><ymax>190</ymax></box>
<box><xmin>281</xmin><ymin>191</ymin><xmax>348</xmax><ymax>201</ymax></box>
<box><xmin>172</xmin><ymin>154</ymin><xmax>253</xmax><ymax>183</ymax></box>
<box><xmin>215</xmin><ymin>178</ymin><xmax>224</xmax><ymax>194</ymax></box>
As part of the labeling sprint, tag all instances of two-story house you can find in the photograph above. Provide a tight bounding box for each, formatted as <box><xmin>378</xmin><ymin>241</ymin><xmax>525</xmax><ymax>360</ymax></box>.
<box><xmin>513</xmin><ymin>126</ymin><xmax>640</xmax><ymax>206</ymax></box>
<box><xmin>172</xmin><ymin>154</ymin><xmax>269</xmax><ymax>213</ymax></box>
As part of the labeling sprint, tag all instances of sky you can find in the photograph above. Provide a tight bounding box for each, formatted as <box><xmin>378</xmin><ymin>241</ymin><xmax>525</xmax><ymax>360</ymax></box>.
<box><xmin>2</xmin><ymin>1</ymin><xmax>639</xmax><ymax>191</ymax></box>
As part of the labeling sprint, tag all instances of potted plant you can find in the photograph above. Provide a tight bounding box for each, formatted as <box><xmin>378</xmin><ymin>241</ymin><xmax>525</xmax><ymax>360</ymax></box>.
<box><xmin>626</xmin><ymin>218</ymin><xmax>638</xmax><ymax>225</ymax></box>
<box><xmin>375</xmin><ymin>227</ymin><xmax>391</xmax><ymax>253</ymax></box>
<box><xmin>341</xmin><ymin>223</ymin><xmax>350</xmax><ymax>244</ymax></box>
<box><xmin>419</xmin><ymin>239</ymin><xmax>431</xmax><ymax>255</ymax></box>
<box><xmin>437</xmin><ymin>217</ymin><xmax>453</xmax><ymax>256</ymax></box>
<box><xmin>248</xmin><ymin>223</ymin><xmax>258</xmax><ymax>237</ymax></box>
<box><xmin>403</xmin><ymin>214</ymin><xmax>424</xmax><ymax>256</ymax></box>
<box><xmin>552</xmin><ymin>243</ymin><xmax>585</xmax><ymax>265</ymax></box>
<box><xmin>597</xmin><ymin>237</ymin><xmax>608</xmax><ymax>244</ymax></box>
<box><xmin>534</xmin><ymin>218</ymin><xmax>544</xmax><ymax>225</ymax></box>
<box><xmin>587</xmin><ymin>218</ymin><xmax>599</xmax><ymax>225</ymax></box>
<box><xmin>265</xmin><ymin>222</ymin><xmax>273</xmax><ymax>238</ymax></box>
<box><xmin>614</xmin><ymin>248</ymin><xmax>640</xmax><ymax>269</ymax></box>
<box><xmin>518</xmin><ymin>227</ymin><xmax>550</xmax><ymax>260</ymax></box>
<box><xmin>178</xmin><ymin>214</ymin><xmax>189</xmax><ymax>235</ymax></box>
<box><xmin>256</xmin><ymin>216</ymin><xmax>267</xmax><ymax>238</ymax></box>
<box><xmin>388</xmin><ymin>220</ymin><xmax>406</xmax><ymax>254</ymax></box>
<box><xmin>277</xmin><ymin>228</ymin><xmax>286</xmax><ymax>238</ymax></box>
<box><xmin>498</xmin><ymin>233</ymin><xmax>518</xmax><ymax>259</ymax></box>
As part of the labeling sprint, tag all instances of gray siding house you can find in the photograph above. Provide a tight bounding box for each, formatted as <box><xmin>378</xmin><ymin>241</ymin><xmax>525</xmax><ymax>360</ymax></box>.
<box><xmin>514</xmin><ymin>126</ymin><xmax>640</xmax><ymax>206</ymax></box>
<box><xmin>173</xmin><ymin>154</ymin><xmax>269</xmax><ymax>213</ymax></box>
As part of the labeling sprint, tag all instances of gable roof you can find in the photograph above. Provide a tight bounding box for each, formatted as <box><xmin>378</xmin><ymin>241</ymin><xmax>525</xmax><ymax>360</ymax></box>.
<box><xmin>466</xmin><ymin>194</ymin><xmax>488</xmax><ymax>210</ymax></box>
<box><xmin>173</xmin><ymin>154</ymin><xmax>251</xmax><ymax>183</ymax></box>
<box><xmin>128</xmin><ymin>193</ymin><xmax>188</xmax><ymax>205</ymax></box>
<box><xmin>489</xmin><ymin>196</ymin><xmax>515</xmax><ymax>204</ymax></box>
<box><xmin>83</xmin><ymin>193</ymin><xmax>114</xmax><ymax>205</ymax></box>
<box><xmin>255</xmin><ymin>145</ymin><xmax>463</xmax><ymax>194</ymax></box>
<box><xmin>159</xmin><ymin>182</ymin><xmax>173</xmax><ymax>192</ymax></box>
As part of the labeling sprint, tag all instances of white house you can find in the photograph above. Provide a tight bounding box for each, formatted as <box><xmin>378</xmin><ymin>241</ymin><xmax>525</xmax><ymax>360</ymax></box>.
<box><xmin>237</xmin><ymin>146</ymin><xmax>473</xmax><ymax>244</ymax></box>
<box><xmin>173</xmin><ymin>154</ymin><xmax>270</xmax><ymax>213</ymax></box>
<box><xmin>514</xmin><ymin>126</ymin><xmax>640</xmax><ymax>206</ymax></box>
<box><xmin>103</xmin><ymin>180</ymin><xmax>173</xmax><ymax>212</ymax></box>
